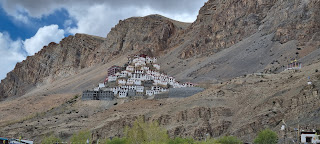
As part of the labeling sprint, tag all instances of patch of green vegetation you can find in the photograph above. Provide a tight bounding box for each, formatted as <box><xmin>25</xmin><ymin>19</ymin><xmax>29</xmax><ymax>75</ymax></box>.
<box><xmin>214</xmin><ymin>136</ymin><xmax>243</xmax><ymax>144</ymax></box>
<box><xmin>70</xmin><ymin>129</ymin><xmax>92</xmax><ymax>143</ymax></box>
<box><xmin>254</xmin><ymin>129</ymin><xmax>278</xmax><ymax>144</ymax></box>
<box><xmin>168</xmin><ymin>137</ymin><xmax>195</xmax><ymax>144</ymax></box>
<box><xmin>106</xmin><ymin>137</ymin><xmax>128</xmax><ymax>144</ymax></box>
<box><xmin>66</xmin><ymin>94</ymin><xmax>80</xmax><ymax>104</ymax></box>
<box><xmin>34</xmin><ymin>117</ymin><xmax>278</xmax><ymax>144</ymax></box>
<box><xmin>124</xmin><ymin>117</ymin><xmax>169</xmax><ymax>144</ymax></box>
<box><xmin>41</xmin><ymin>135</ymin><xmax>62</xmax><ymax>144</ymax></box>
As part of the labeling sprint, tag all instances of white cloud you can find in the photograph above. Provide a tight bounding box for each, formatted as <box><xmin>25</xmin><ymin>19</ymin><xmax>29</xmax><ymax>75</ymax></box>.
<box><xmin>0</xmin><ymin>32</ymin><xmax>26</xmax><ymax>80</ymax></box>
<box><xmin>0</xmin><ymin>25</ymin><xmax>65</xmax><ymax>80</ymax></box>
<box><xmin>24</xmin><ymin>24</ymin><xmax>64</xmax><ymax>56</ymax></box>
<box><xmin>1</xmin><ymin>0</ymin><xmax>207</xmax><ymax>37</ymax></box>
<box><xmin>136</xmin><ymin>6</ymin><xmax>197</xmax><ymax>23</ymax></box>
<box><xmin>67</xmin><ymin>4</ymin><xmax>137</xmax><ymax>36</ymax></box>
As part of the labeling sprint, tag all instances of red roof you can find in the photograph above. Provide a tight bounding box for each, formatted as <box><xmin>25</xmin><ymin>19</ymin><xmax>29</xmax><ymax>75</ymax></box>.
<box><xmin>140</xmin><ymin>54</ymin><xmax>147</xmax><ymax>58</ymax></box>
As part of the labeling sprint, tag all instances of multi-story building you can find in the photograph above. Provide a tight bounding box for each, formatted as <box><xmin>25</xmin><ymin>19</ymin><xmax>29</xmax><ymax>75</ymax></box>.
<box><xmin>108</xmin><ymin>65</ymin><xmax>122</xmax><ymax>76</ymax></box>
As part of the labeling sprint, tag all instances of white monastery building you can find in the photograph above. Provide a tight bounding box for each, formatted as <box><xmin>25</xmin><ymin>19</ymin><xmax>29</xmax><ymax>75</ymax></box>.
<box><xmin>92</xmin><ymin>54</ymin><xmax>194</xmax><ymax>98</ymax></box>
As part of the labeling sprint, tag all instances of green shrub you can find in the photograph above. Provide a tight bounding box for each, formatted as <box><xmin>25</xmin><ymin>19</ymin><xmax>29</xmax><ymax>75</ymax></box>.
<box><xmin>106</xmin><ymin>137</ymin><xmax>128</xmax><ymax>144</ymax></box>
<box><xmin>254</xmin><ymin>129</ymin><xmax>278</xmax><ymax>144</ymax></box>
<box><xmin>124</xmin><ymin>117</ymin><xmax>169</xmax><ymax>144</ymax></box>
<box><xmin>42</xmin><ymin>135</ymin><xmax>62</xmax><ymax>144</ymax></box>
<box><xmin>196</xmin><ymin>138</ymin><xmax>218</xmax><ymax>144</ymax></box>
<box><xmin>70</xmin><ymin>129</ymin><xmax>91</xmax><ymax>143</ymax></box>
<box><xmin>169</xmin><ymin>137</ymin><xmax>195</xmax><ymax>144</ymax></box>
<box><xmin>214</xmin><ymin>136</ymin><xmax>242</xmax><ymax>144</ymax></box>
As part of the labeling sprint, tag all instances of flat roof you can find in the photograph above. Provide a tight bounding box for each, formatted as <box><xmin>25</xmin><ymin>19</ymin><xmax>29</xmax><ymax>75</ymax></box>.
<box><xmin>0</xmin><ymin>137</ymin><xmax>9</xmax><ymax>140</ymax></box>
<box><xmin>301</xmin><ymin>132</ymin><xmax>316</xmax><ymax>134</ymax></box>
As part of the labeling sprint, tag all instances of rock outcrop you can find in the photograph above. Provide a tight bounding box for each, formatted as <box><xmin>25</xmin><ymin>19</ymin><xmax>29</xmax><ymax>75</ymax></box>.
<box><xmin>104</xmin><ymin>14</ymin><xmax>189</xmax><ymax>56</ymax></box>
<box><xmin>0</xmin><ymin>34</ymin><xmax>106</xmax><ymax>100</ymax></box>
<box><xmin>156</xmin><ymin>0</ymin><xmax>319</xmax><ymax>82</ymax></box>
<box><xmin>178</xmin><ymin>0</ymin><xmax>319</xmax><ymax>59</ymax></box>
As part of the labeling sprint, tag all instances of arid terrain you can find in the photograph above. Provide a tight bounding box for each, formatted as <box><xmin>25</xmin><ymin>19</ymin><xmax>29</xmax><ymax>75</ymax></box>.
<box><xmin>0</xmin><ymin>0</ymin><xmax>319</xmax><ymax>143</ymax></box>
<box><xmin>0</xmin><ymin>59</ymin><xmax>319</xmax><ymax>143</ymax></box>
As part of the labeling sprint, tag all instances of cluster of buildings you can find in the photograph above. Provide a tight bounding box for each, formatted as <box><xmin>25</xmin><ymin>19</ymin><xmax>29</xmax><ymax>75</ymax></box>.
<box><xmin>82</xmin><ymin>54</ymin><xmax>195</xmax><ymax>100</ymax></box>
<box><xmin>286</xmin><ymin>59</ymin><xmax>302</xmax><ymax>70</ymax></box>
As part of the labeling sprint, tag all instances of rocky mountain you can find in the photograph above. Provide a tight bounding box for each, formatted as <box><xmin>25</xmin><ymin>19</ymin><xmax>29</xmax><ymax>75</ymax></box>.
<box><xmin>0</xmin><ymin>34</ymin><xmax>106</xmax><ymax>100</ymax></box>
<box><xmin>0</xmin><ymin>0</ymin><xmax>319</xmax><ymax>143</ymax></box>
<box><xmin>1</xmin><ymin>0</ymin><xmax>319</xmax><ymax>100</ymax></box>
<box><xmin>0</xmin><ymin>15</ymin><xmax>189</xmax><ymax>100</ymax></box>
<box><xmin>157</xmin><ymin>0</ymin><xmax>320</xmax><ymax>82</ymax></box>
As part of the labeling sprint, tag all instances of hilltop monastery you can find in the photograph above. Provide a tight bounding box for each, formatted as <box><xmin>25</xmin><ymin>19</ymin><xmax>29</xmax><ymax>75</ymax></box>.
<box><xmin>82</xmin><ymin>54</ymin><xmax>194</xmax><ymax>100</ymax></box>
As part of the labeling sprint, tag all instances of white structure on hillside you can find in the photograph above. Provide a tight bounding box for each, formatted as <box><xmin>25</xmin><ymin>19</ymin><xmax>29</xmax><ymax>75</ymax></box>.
<box><xmin>153</xmin><ymin>64</ymin><xmax>160</xmax><ymax>70</ymax></box>
<box><xmin>99</xmin><ymin>83</ymin><xmax>105</xmax><ymax>88</ymax></box>
<box><xmin>146</xmin><ymin>56</ymin><xmax>157</xmax><ymax>64</ymax></box>
<box><xmin>108</xmin><ymin>75</ymin><xmax>117</xmax><ymax>82</ymax></box>
<box><xmin>119</xmin><ymin>90</ymin><xmax>127</xmax><ymax>98</ymax></box>
<box><xmin>136</xmin><ymin>86</ymin><xmax>144</xmax><ymax>93</ymax></box>
<box><xmin>95</xmin><ymin>55</ymin><xmax>194</xmax><ymax>98</ymax></box>
<box><xmin>126</xmin><ymin>65</ymin><xmax>134</xmax><ymax>72</ymax></box>
<box><xmin>146</xmin><ymin>90</ymin><xmax>154</xmax><ymax>96</ymax></box>
<box><xmin>117</xmin><ymin>79</ymin><xmax>126</xmax><ymax>85</ymax></box>
<box><xmin>301</xmin><ymin>131</ymin><xmax>320</xmax><ymax>143</ymax></box>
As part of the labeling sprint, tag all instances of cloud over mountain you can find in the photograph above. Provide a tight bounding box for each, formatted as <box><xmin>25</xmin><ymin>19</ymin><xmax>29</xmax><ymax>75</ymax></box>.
<box><xmin>0</xmin><ymin>32</ymin><xmax>25</xmax><ymax>80</ymax></box>
<box><xmin>0</xmin><ymin>25</ymin><xmax>64</xmax><ymax>80</ymax></box>
<box><xmin>24</xmin><ymin>25</ymin><xmax>64</xmax><ymax>56</ymax></box>
<box><xmin>1</xmin><ymin>0</ymin><xmax>206</xmax><ymax>36</ymax></box>
<box><xmin>0</xmin><ymin>0</ymin><xmax>206</xmax><ymax>81</ymax></box>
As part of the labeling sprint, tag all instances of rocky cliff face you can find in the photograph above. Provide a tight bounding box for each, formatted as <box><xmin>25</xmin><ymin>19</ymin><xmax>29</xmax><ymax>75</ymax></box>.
<box><xmin>178</xmin><ymin>0</ymin><xmax>319</xmax><ymax>59</ymax></box>
<box><xmin>155</xmin><ymin>0</ymin><xmax>319</xmax><ymax>83</ymax></box>
<box><xmin>0</xmin><ymin>34</ymin><xmax>106</xmax><ymax>100</ymax></box>
<box><xmin>104</xmin><ymin>14</ymin><xmax>189</xmax><ymax>57</ymax></box>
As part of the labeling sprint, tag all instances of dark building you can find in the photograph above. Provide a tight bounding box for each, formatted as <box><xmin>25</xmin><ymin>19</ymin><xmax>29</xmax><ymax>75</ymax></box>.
<box><xmin>98</xmin><ymin>91</ymin><xmax>115</xmax><ymax>100</ymax></box>
<box><xmin>82</xmin><ymin>90</ymin><xmax>97</xmax><ymax>100</ymax></box>
<box><xmin>82</xmin><ymin>90</ymin><xmax>114</xmax><ymax>100</ymax></box>
<box><xmin>108</xmin><ymin>65</ymin><xmax>122</xmax><ymax>76</ymax></box>
<box><xmin>128</xmin><ymin>90</ymin><xmax>136</xmax><ymax>97</ymax></box>
<box><xmin>144</xmin><ymin>80</ymin><xmax>154</xmax><ymax>87</ymax></box>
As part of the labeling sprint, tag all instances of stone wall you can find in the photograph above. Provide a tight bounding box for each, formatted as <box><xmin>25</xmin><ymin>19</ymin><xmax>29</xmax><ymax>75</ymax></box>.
<box><xmin>168</xmin><ymin>87</ymin><xmax>204</xmax><ymax>98</ymax></box>
<box><xmin>154</xmin><ymin>91</ymin><xmax>169</xmax><ymax>99</ymax></box>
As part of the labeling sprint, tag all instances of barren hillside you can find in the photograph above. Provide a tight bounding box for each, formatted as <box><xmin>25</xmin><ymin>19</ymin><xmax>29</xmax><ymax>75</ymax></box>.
<box><xmin>0</xmin><ymin>59</ymin><xmax>319</xmax><ymax>143</ymax></box>
<box><xmin>0</xmin><ymin>0</ymin><xmax>319</xmax><ymax>143</ymax></box>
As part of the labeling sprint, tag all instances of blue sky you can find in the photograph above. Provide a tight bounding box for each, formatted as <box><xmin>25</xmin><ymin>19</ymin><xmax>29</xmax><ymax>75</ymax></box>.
<box><xmin>0</xmin><ymin>6</ymin><xmax>74</xmax><ymax>40</ymax></box>
<box><xmin>0</xmin><ymin>0</ymin><xmax>207</xmax><ymax>81</ymax></box>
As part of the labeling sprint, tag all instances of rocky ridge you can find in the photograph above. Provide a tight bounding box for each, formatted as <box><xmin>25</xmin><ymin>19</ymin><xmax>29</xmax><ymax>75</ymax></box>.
<box><xmin>0</xmin><ymin>15</ymin><xmax>188</xmax><ymax>100</ymax></box>
<box><xmin>0</xmin><ymin>34</ymin><xmax>106</xmax><ymax>100</ymax></box>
